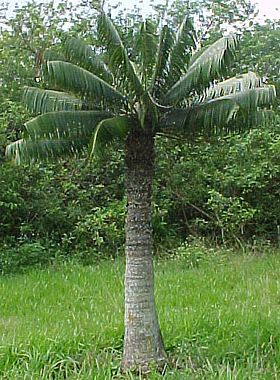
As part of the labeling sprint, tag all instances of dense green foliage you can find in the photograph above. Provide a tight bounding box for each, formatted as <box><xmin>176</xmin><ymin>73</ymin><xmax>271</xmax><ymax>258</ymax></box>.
<box><xmin>0</xmin><ymin>151</ymin><xmax>125</xmax><ymax>272</ymax></box>
<box><xmin>1</xmin><ymin>252</ymin><xmax>280</xmax><ymax>378</ymax></box>
<box><xmin>155</xmin><ymin>125</ymin><xmax>280</xmax><ymax>246</ymax></box>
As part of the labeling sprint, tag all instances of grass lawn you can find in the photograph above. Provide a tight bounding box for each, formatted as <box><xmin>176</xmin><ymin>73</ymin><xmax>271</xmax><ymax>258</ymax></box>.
<box><xmin>0</xmin><ymin>252</ymin><xmax>280</xmax><ymax>379</ymax></box>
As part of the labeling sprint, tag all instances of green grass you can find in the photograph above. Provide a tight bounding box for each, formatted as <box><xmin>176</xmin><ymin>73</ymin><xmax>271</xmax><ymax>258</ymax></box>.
<box><xmin>1</xmin><ymin>253</ymin><xmax>280</xmax><ymax>379</ymax></box>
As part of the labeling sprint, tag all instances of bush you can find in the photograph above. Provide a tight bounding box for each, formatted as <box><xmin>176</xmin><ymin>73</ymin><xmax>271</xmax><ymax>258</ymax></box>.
<box><xmin>0</xmin><ymin>241</ymin><xmax>58</xmax><ymax>275</ymax></box>
<box><xmin>166</xmin><ymin>238</ymin><xmax>228</xmax><ymax>268</ymax></box>
<box><xmin>154</xmin><ymin>125</ymin><xmax>280</xmax><ymax>245</ymax></box>
<box><xmin>62</xmin><ymin>200</ymin><xmax>126</xmax><ymax>262</ymax></box>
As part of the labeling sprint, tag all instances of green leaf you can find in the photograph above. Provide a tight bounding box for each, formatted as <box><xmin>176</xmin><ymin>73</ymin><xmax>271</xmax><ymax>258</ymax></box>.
<box><xmin>135</xmin><ymin>20</ymin><xmax>158</xmax><ymax>88</ymax></box>
<box><xmin>89</xmin><ymin>115</ymin><xmax>133</xmax><ymax>157</ymax></box>
<box><xmin>6</xmin><ymin>139</ymin><xmax>85</xmax><ymax>165</ymax></box>
<box><xmin>23</xmin><ymin>86</ymin><xmax>84</xmax><ymax>114</ymax></box>
<box><xmin>97</xmin><ymin>13</ymin><xmax>143</xmax><ymax>97</ymax></box>
<box><xmin>221</xmin><ymin>85</ymin><xmax>277</xmax><ymax>110</ymax></box>
<box><xmin>6</xmin><ymin>111</ymin><xmax>111</xmax><ymax>164</ymax></box>
<box><xmin>46</xmin><ymin>60</ymin><xmax>125</xmax><ymax>104</ymax></box>
<box><xmin>204</xmin><ymin>72</ymin><xmax>261</xmax><ymax>99</ymax></box>
<box><xmin>161</xmin><ymin>98</ymin><xmax>239</xmax><ymax>135</ymax></box>
<box><xmin>150</xmin><ymin>25</ymin><xmax>174</xmax><ymax>97</ymax></box>
<box><xmin>42</xmin><ymin>49</ymin><xmax>66</xmax><ymax>75</ymax></box>
<box><xmin>163</xmin><ymin>34</ymin><xmax>238</xmax><ymax>105</ymax></box>
<box><xmin>24</xmin><ymin>110</ymin><xmax>112</xmax><ymax>139</ymax></box>
<box><xmin>161</xmin><ymin>84</ymin><xmax>276</xmax><ymax>136</ymax></box>
<box><xmin>166</xmin><ymin>15</ymin><xmax>197</xmax><ymax>87</ymax></box>
<box><xmin>63</xmin><ymin>37</ymin><xmax>112</xmax><ymax>82</ymax></box>
<box><xmin>43</xmin><ymin>49</ymin><xmax>66</xmax><ymax>63</ymax></box>
<box><xmin>188</xmin><ymin>99</ymin><xmax>240</xmax><ymax>134</ymax></box>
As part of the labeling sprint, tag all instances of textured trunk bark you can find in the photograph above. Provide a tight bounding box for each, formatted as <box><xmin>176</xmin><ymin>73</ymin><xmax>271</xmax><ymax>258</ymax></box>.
<box><xmin>122</xmin><ymin>128</ymin><xmax>166</xmax><ymax>372</ymax></box>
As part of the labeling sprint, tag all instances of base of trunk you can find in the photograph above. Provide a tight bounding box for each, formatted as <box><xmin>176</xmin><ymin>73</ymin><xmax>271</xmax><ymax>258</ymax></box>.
<box><xmin>122</xmin><ymin>252</ymin><xmax>167</xmax><ymax>373</ymax></box>
<box><xmin>121</xmin><ymin>350</ymin><xmax>166</xmax><ymax>374</ymax></box>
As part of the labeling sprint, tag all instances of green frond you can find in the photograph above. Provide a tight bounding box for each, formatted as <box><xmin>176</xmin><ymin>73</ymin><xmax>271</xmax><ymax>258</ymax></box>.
<box><xmin>188</xmin><ymin>99</ymin><xmax>239</xmax><ymax>134</ymax></box>
<box><xmin>205</xmin><ymin>72</ymin><xmax>261</xmax><ymax>99</ymax></box>
<box><xmin>221</xmin><ymin>85</ymin><xmax>276</xmax><ymax>110</ymax></box>
<box><xmin>6</xmin><ymin>139</ymin><xmax>86</xmax><ymax>165</ymax></box>
<box><xmin>150</xmin><ymin>25</ymin><xmax>174</xmax><ymax>97</ymax></box>
<box><xmin>97</xmin><ymin>13</ymin><xmax>143</xmax><ymax>97</ymax></box>
<box><xmin>63</xmin><ymin>37</ymin><xmax>112</xmax><ymax>82</ymax></box>
<box><xmin>166</xmin><ymin>15</ymin><xmax>197</xmax><ymax>87</ymax></box>
<box><xmin>23</xmin><ymin>86</ymin><xmax>84</xmax><ymax>114</ymax></box>
<box><xmin>243</xmin><ymin>109</ymin><xmax>276</xmax><ymax>128</ymax></box>
<box><xmin>43</xmin><ymin>49</ymin><xmax>66</xmax><ymax>62</ymax></box>
<box><xmin>24</xmin><ymin>111</ymin><xmax>112</xmax><ymax>140</ymax></box>
<box><xmin>161</xmin><ymin>84</ymin><xmax>276</xmax><ymax>136</ymax></box>
<box><xmin>223</xmin><ymin>85</ymin><xmax>276</xmax><ymax>128</ymax></box>
<box><xmin>42</xmin><ymin>49</ymin><xmax>66</xmax><ymax>75</ymax></box>
<box><xmin>161</xmin><ymin>98</ymin><xmax>239</xmax><ymax>134</ymax></box>
<box><xmin>187</xmin><ymin>45</ymin><xmax>207</xmax><ymax>68</ymax></box>
<box><xmin>163</xmin><ymin>34</ymin><xmax>238</xmax><ymax>105</ymax></box>
<box><xmin>46</xmin><ymin>61</ymin><xmax>125</xmax><ymax>104</ymax></box>
<box><xmin>89</xmin><ymin>115</ymin><xmax>133</xmax><ymax>157</ymax></box>
<box><xmin>135</xmin><ymin>20</ymin><xmax>158</xmax><ymax>87</ymax></box>
<box><xmin>6</xmin><ymin>111</ymin><xmax>111</xmax><ymax>164</ymax></box>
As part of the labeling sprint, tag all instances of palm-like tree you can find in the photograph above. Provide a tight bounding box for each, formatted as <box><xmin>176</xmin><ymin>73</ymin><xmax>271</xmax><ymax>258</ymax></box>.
<box><xmin>6</xmin><ymin>14</ymin><xmax>276</xmax><ymax>371</ymax></box>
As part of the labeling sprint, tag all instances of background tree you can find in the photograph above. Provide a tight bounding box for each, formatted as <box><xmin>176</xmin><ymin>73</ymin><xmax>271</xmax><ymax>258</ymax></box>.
<box><xmin>154</xmin><ymin>0</ymin><xmax>256</xmax><ymax>33</ymax></box>
<box><xmin>6</xmin><ymin>12</ymin><xmax>276</xmax><ymax>370</ymax></box>
<box><xmin>232</xmin><ymin>18</ymin><xmax>280</xmax><ymax>93</ymax></box>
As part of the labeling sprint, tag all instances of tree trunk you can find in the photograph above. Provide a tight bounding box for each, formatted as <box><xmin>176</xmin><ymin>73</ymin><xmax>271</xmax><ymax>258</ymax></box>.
<box><xmin>122</xmin><ymin>129</ymin><xmax>166</xmax><ymax>372</ymax></box>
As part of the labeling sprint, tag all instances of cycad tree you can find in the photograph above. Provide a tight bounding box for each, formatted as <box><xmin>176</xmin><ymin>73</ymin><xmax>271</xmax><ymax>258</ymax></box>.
<box><xmin>6</xmin><ymin>14</ymin><xmax>276</xmax><ymax>371</ymax></box>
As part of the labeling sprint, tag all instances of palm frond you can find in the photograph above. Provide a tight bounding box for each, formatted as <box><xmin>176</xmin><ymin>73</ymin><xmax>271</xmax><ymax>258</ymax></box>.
<box><xmin>23</xmin><ymin>86</ymin><xmax>84</xmax><ymax>114</ymax></box>
<box><xmin>97</xmin><ymin>13</ymin><xmax>143</xmax><ymax>97</ymax></box>
<box><xmin>135</xmin><ymin>20</ymin><xmax>158</xmax><ymax>88</ymax></box>
<box><xmin>161</xmin><ymin>98</ymin><xmax>239</xmax><ymax>133</ymax></box>
<box><xmin>188</xmin><ymin>99</ymin><xmax>240</xmax><ymax>135</ymax></box>
<box><xmin>42</xmin><ymin>49</ymin><xmax>66</xmax><ymax>75</ymax></box>
<box><xmin>63</xmin><ymin>37</ymin><xmax>112</xmax><ymax>82</ymax></box>
<box><xmin>24</xmin><ymin>111</ymin><xmax>112</xmax><ymax>140</ymax></box>
<box><xmin>188</xmin><ymin>34</ymin><xmax>237</xmax><ymax>70</ymax></box>
<box><xmin>89</xmin><ymin>115</ymin><xmax>133</xmax><ymax>157</ymax></box>
<box><xmin>221</xmin><ymin>85</ymin><xmax>276</xmax><ymax>110</ymax></box>
<box><xmin>166</xmin><ymin>15</ymin><xmax>197</xmax><ymax>87</ymax></box>
<box><xmin>163</xmin><ymin>34</ymin><xmax>238</xmax><ymax>105</ymax></box>
<box><xmin>43</xmin><ymin>49</ymin><xmax>66</xmax><ymax>62</ymax></box>
<box><xmin>150</xmin><ymin>25</ymin><xmax>174</xmax><ymax>97</ymax></box>
<box><xmin>161</xmin><ymin>85</ymin><xmax>276</xmax><ymax>136</ymax></box>
<box><xmin>46</xmin><ymin>61</ymin><xmax>125</xmax><ymax>104</ymax></box>
<box><xmin>6</xmin><ymin>111</ymin><xmax>112</xmax><ymax>164</ymax></box>
<box><xmin>6</xmin><ymin>139</ymin><xmax>86</xmax><ymax>165</ymax></box>
<box><xmin>187</xmin><ymin>45</ymin><xmax>207</xmax><ymax>68</ymax></box>
<box><xmin>204</xmin><ymin>72</ymin><xmax>261</xmax><ymax>99</ymax></box>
